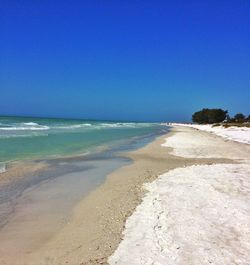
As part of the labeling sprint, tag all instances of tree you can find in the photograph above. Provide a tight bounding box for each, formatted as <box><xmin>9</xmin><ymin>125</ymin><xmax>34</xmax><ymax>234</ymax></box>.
<box><xmin>234</xmin><ymin>113</ymin><xmax>245</xmax><ymax>123</ymax></box>
<box><xmin>192</xmin><ymin>108</ymin><xmax>228</xmax><ymax>124</ymax></box>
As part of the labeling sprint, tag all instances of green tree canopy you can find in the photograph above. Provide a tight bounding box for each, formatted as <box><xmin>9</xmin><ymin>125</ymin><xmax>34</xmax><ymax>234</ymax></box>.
<box><xmin>192</xmin><ymin>108</ymin><xmax>228</xmax><ymax>124</ymax></box>
<box><xmin>234</xmin><ymin>113</ymin><xmax>245</xmax><ymax>122</ymax></box>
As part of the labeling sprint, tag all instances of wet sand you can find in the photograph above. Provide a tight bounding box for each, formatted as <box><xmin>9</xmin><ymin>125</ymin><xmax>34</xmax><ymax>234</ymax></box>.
<box><xmin>0</xmin><ymin>162</ymin><xmax>47</xmax><ymax>186</ymax></box>
<box><xmin>1</xmin><ymin>126</ymin><xmax>249</xmax><ymax>264</ymax></box>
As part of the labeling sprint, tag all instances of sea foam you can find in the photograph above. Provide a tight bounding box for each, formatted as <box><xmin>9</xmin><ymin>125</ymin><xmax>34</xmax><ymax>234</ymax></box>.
<box><xmin>0</xmin><ymin>163</ymin><xmax>6</xmax><ymax>173</ymax></box>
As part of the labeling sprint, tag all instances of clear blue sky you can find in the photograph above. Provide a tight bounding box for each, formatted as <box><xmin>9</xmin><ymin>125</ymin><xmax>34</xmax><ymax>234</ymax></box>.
<box><xmin>1</xmin><ymin>0</ymin><xmax>249</xmax><ymax>122</ymax></box>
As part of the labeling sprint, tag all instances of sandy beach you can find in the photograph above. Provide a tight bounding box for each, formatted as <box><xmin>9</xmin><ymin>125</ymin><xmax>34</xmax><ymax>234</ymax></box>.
<box><xmin>0</xmin><ymin>126</ymin><xmax>250</xmax><ymax>265</ymax></box>
<box><xmin>109</xmin><ymin>126</ymin><xmax>250</xmax><ymax>265</ymax></box>
<box><xmin>2</xmin><ymin>1</ymin><xmax>249</xmax><ymax>264</ymax></box>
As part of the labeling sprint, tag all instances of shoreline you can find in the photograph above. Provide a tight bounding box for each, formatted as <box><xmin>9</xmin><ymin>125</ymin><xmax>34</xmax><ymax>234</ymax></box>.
<box><xmin>0</xmin><ymin>130</ymin><xmax>165</xmax><ymax>231</ymax></box>
<box><xmin>1</xmin><ymin>126</ymin><xmax>249</xmax><ymax>264</ymax></box>
<box><xmin>17</xmin><ymin>127</ymin><xmax>240</xmax><ymax>264</ymax></box>
<box><xmin>0</xmin><ymin>129</ymin><xmax>168</xmax><ymax>264</ymax></box>
<box><xmin>109</xmin><ymin>126</ymin><xmax>250</xmax><ymax>264</ymax></box>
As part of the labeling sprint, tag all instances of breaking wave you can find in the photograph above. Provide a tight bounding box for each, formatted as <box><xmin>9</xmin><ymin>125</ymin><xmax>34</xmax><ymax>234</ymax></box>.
<box><xmin>0</xmin><ymin>126</ymin><xmax>50</xmax><ymax>131</ymax></box>
<box><xmin>0</xmin><ymin>122</ymin><xmax>153</xmax><ymax>132</ymax></box>
<box><xmin>0</xmin><ymin>163</ymin><xmax>6</xmax><ymax>174</ymax></box>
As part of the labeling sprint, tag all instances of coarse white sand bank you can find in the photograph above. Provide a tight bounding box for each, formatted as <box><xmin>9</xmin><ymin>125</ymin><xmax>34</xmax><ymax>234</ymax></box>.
<box><xmin>109</xmin><ymin>126</ymin><xmax>250</xmax><ymax>265</ymax></box>
<box><xmin>169</xmin><ymin>123</ymin><xmax>250</xmax><ymax>145</ymax></box>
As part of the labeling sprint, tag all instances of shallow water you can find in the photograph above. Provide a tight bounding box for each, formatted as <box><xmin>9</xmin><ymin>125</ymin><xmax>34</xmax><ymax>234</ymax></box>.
<box><xmin>0</xmin><ymin>127</ymin><xmax>169</xmax><ymax>261</ymax></box>
<box><xmin>0</xmin><ymin>155</ymin><xmax>130</xmax><ymax>256</ymax></box>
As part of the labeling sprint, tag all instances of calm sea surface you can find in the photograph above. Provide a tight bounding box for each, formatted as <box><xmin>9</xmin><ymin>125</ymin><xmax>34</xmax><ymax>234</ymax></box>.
<box><xmin>0</xmin><ymin>117</ymin><xmax>169</xmax><ymax>253</ymax></box>
<box><xmin>0</xmin><ymin>116</ymin><xmax>167</xmax><ymax>169</ymax></box>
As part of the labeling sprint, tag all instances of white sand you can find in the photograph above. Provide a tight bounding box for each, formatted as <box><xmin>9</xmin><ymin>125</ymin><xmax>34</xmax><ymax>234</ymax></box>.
<box><xmin>109</xmin><ymin>126</ymin><xmax>250</xmax><ymax>265</ymax></box>
<box><xmin>109</xmin><ymin>163</ymin><xmax>250</xmax><ymax>265</ymax></box>
<box><xmin>162</xmin><ymin>126</ymin><xmax>248</xmax><ymax>160</ymax></box>
<box><xmin>169</xmin><ymin>123</ymin><xmax>250</xmax><ymax>145</ymax></box>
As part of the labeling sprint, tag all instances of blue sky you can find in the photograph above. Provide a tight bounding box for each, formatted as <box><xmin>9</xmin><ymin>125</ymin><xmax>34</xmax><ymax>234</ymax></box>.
<box><xmin>1</xmin><ymin>0</ymin><xmax>249</xmax><ymax>122</ymax></box>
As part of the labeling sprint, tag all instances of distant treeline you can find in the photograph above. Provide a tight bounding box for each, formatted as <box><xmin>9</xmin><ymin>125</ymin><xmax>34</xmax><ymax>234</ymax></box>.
<box><xmin>192</xmin><ymin>108</ymin><xmax>250</xmax><ymax>124</ymax></box>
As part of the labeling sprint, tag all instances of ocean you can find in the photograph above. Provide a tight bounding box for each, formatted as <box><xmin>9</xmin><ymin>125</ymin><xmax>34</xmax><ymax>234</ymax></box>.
<box><xmin>0</xmin><ymin>116</ymin><xmax>168</xmax><ymax>233</ymax></box>
<box><xmin>0</xmin><ymin>116</ymin><xmax>167</xmax><ymax>169</ymax></box>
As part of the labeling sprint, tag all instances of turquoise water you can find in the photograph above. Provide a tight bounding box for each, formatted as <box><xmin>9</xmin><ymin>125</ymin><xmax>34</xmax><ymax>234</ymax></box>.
<box><xmin>0</xmin><ymin>116</ymin><xmax>166</xmax><ymax>165</ymax></box>
<box><xmin>0</xmin><ymin>117</ymin><xmax>168</xmax><ymax>252</ymax></box>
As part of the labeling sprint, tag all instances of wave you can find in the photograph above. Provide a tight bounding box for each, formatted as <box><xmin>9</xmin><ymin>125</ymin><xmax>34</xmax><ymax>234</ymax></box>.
<box><xmin>49</xmin><ymin>123</ymin><xmax>148</xmax><ymax>130</ymax></box>
<box><xmin>0</xmin><ymin>121</ymin><xmax>50</xmax><ymax>131</ymax></box>
<box><xmin>97</xmin><ymin>122</ymin><xmax>153</xmax><ymax>129</ymax></box>
<box><xmin>53</xmin><ymin>123</ymin><xmax>92</xmax><ymax>129</ymax></box>
<box><xmin>0</xmin><ymin>133</ymin><xmax>49</xmax><ymax>139</ymax></box>
<box><xmin>0</xmin><ymin>163</ymin><xmax>6</xmax><ymax>174</ymax></box>
<box><xmin>22</xmin><ymin>122</ymin><xmax>40</xmax><ymax>126</ymax></box>
<box><xmin>0</xmin><ymin>126</ymin><xmax>50</xmax><ymax>131</ymax></box>
<box><xmin>0</xmin><ymin>121</ymin><xmax>155</xmax><ymax>134</ymax></box>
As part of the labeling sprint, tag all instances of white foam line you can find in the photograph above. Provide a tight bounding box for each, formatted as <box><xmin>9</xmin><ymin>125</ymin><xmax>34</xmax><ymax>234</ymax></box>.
<box><xmin>0</xmin><ymin>163</ymin><xmax>6</xmax><ymax>174</ymax></box>
<box><xmin>0</xmin><ymin>126</ymin><xmax>49</xmax><ymax>131</ymax></box>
